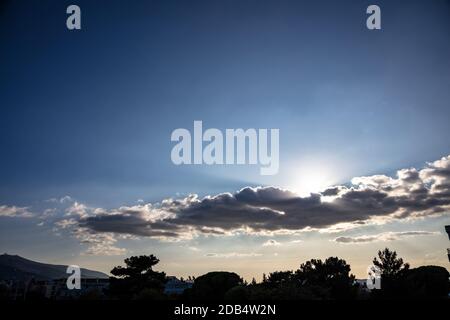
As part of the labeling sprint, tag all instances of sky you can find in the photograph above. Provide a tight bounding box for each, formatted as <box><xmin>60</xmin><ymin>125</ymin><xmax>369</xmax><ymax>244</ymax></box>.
<box><xmin>1</xmin><ymin>0</ymin><xmax>450</xmax><ymax>280</ymax></box>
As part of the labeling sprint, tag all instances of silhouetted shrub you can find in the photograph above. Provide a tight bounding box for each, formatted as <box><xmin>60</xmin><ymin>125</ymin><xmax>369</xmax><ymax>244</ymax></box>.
<box><xmin>184</xmin><ymin>271</ymin><xmax>243</xmax><ymax>300</ymax></box>
<box><xmin>224</xmin><ymin>285</ymin><xmax>248</xmax><ymax>300</ymax></box>
<box><xmin>405</xmin><ymin>266</ymin><xmax>449</xmax><ymax>298</ymax></box>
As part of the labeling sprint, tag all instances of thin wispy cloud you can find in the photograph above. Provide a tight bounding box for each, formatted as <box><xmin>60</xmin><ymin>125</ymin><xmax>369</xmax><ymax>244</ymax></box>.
<box><xmin>0</xmin><ymin>205</ymin><xmax>34</xmax><ymax>218</ymax></box>
<box><xmin>262</xmin><ymin>239</ymin><xmax>281</xmax><ymax>247</ymax></box>
<box><xmin>73</xmin><ymin>227</ymin><xmax>126</xmax><ymax>256</ymax></box>
<box><xmin>205</xmin><ymin>252</ymin><xmax>263</xmax><ymax>258</ymax></box>
<box><xmin>334</xmin><ymin>231</ymin><xmax>440</xmax><ymax>244</ymax></box>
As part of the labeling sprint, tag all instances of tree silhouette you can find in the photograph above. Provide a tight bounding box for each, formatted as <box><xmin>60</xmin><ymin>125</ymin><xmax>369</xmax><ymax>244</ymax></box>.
<box><xmin>183</xmin><ymin>271</ymin><xmax>243</xmax><ymax>300</ymax></box>
<box><xmin>372</xmin><ymin>248</ymin><xmax>409</xmax><ymax>298</ymax></box>
<box><xmin>373</xmin><ymin>248</ymin><xmax>409</xmax><ymax>278</ymax></box>
<box><xmin>109</xmin><ymin>255</ymin><xmax>167</xmax><ymax>300</ymax></box>
<box><xmin>405</xmin><ymin>266</ymin><xmax>450</xmax><ymax>298</ymax></box>
<box><xmin>239</xmin><ymin>257</ymin><xmax>357</xmax><ymax>300</ymax></box>
<box><xmin>266</xmin><ymin>271</ymin><xmax>294</xmax><ymax>286</ymax></box>
<box><xmin>296</xmin><ymin>257</ymin><xmax>356</xmax><ymax>299</ymax></box>
<box><xmin>111</xmin><ymin>255</ymin><xmax>161</xmax><ymax>278</ymax></box>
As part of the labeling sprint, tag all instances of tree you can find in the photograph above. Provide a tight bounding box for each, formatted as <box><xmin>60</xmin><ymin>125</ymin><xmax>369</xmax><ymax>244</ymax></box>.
<box><xmin>296</xmin><ymin>257</ymin><xmax>356</xmax><ymax>299</ymax></box>
<box><xmin>405</xmin><ymin>266</ymin><xmax>449</xmax><ymax>298</ymax></box>
<box><xmin>224</xmin><ymin>285</ymin><xmax>248</xmax><ymax>300</ymax></box>
<box><xmin>262</xmin><ymin>273</ymin><xmax>267</xmax><ymax>283</ymax></box>
<box><xmin>372</xmin><ymin>248</ymin><xmax>409</xmax><ymax>298</ymax></box>
<box><xmin>373</xmin><ymin>248</ymin><xmax>409</xmax><ymax>278</ymax></box>
<box><xmin>266</xmin><ymin>271</ymin><xmax>294</xmax><ymax>286</ymax></box>
<box><xmin>183</xmin><ymin>271</ymin><xmax>243</xmax><ymax>300</ymax></box>
<box><xmin>243</xmin><ymin>257</ymin><xmax>356</xmax><ymax>300</ymax></box>
<box><xmin>111</xmin><ymin>255</ymin><xmax>161</xmax><ymax>278</ymax></box>
<box><xmin>109</xmin><ymin>255</ymin><xmax>167</xmax><ymax>300</ymax></box>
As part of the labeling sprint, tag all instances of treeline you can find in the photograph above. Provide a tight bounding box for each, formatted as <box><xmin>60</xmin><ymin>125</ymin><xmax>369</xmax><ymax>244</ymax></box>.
<box><xmin>107</xmin><ymin>248</ymin><xmax>449</xmax><ymax>300</ymax></box>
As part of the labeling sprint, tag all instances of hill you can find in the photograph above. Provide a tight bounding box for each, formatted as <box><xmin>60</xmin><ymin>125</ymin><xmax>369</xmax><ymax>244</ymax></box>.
<box><xmin>0</xmin><ymin>254</ymin><xmax>108</xmax><ymax>281</ymax></box>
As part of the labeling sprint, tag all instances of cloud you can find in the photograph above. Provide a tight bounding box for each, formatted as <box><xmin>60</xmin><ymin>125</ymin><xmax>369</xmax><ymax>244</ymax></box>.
<box><xmin>262</xmin><ymin>239</ymin><xmax>281</xmax><ymax>246</ymax></box>
<box><xmin>205</xmin><ymin>252</ymin><xmax>263</xmax><ymax>258</ymax></box>
<box><xmin>46</xmin><ymin>196</ymin><xmax>73</xmax><ymax>204</ymax></box>
<box><xmin>51</xmin><ymin>214</ymin><xmax>126</xmax><ymax>256</ymax></box>
<box><xmin>55</xmin><ymin>218</ymin><xmax>78</xmax><ymax>229</ymax></box>
<box><xmin>261</xmin><ymin>239</ymin><xmax>302</xmax><ymax>247</ymax></box>
<box><xmin>39</xmin><ymin>155</ymin><xmax>450</xmax><ymax>245</ymax></box>
<box><xmin>0</xmin><ymin>205</ymin><xmax>33</xmax><ymax>218</ymax></box>
<box><xmin>334</xmin><ymin>231</ymin><xmax>439</xmax><ymax>244</ymax></box>
<box><xmin>65</xmin><ymin>202</ymin><xmax>89</xmax><ymax>218</ymax></box>
<box><xmin>40</xmin><ymin>208</ymin><xmax>57</xmax><ymax>219</ymax></box>
<box><xmin>72</xmin><ymin>227</ymin><xmax>126</xmax><ymax>256</ymax></box>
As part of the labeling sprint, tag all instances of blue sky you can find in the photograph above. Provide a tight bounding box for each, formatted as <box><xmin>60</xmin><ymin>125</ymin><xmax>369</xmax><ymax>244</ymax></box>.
<box><xmin>1</xmin><ymin>0</ymin><xmax>450</xmax><ymax>279</ymax></box>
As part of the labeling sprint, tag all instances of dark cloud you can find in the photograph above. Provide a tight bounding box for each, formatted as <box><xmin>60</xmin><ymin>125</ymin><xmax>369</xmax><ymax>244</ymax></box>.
<box><xmin>74</xmin><ymin>155</ymin><xmax>450</xmax><ymax>239</ymax></box>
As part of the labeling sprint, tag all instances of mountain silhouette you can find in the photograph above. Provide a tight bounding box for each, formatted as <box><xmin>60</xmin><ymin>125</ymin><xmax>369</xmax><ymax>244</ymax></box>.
<box><xmin>0</xmin><ymin>254</ymin><xmax>108</xmax><ymax>281</ymax></box>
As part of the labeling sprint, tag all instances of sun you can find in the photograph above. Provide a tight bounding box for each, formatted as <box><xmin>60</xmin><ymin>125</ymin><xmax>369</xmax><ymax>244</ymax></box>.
<box><xmin>289</xmin><ymin>165</ymin><xmax>335</xmax><ymax>197</ymax></box>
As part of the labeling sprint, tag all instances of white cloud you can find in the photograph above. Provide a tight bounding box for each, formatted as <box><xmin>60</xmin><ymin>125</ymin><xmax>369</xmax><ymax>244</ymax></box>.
<box><xmin>46</xmin><ymin>195</ymin><xmax>73</xmax><ymax>204</ymax></box>
<box><xmin>262</xmin><ymin>239</ymin><xmax>281</xmax><ymax>246</ymax></box>
<box><xmin>205</xmin><ymin>252</ymin><xmax>263</xmax><ymax>258</ymax></box>
<box><xmin>65</xmin><ymin>202</ymin><xmax>89</xmax><ymax>218</ymax></box>
<box><xmin>0</xmin><ymin>205</ymin><xmax>33</xmax><ymax>218</ymax></box>
<box><xmin>73</xmin><ymin>227</ymin><xmax>126</xmax><ymax>256</ymax></box>
<box><xmin>55</xmin><ymin>218</ymin><xmax>78</xmax><ymax>229</ymax></box>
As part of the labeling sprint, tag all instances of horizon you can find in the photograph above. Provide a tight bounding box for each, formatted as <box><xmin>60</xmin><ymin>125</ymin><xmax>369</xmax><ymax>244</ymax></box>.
<box><xmin>1</xmin><ymin>243</ymin><xmax>449</xmax><ymax>282</ymax></box>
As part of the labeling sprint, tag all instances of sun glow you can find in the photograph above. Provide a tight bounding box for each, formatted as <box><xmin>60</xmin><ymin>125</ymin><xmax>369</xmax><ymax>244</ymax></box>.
<box><xmin>289</xmin><ymin>165</ymin><xmax>336</xmax><ymax>197</ymax></box>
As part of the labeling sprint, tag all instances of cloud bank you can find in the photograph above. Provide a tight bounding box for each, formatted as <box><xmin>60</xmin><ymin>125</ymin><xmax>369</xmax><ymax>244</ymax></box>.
<box><xmin>4</xmin><ymin>155</ymin><xmax>450</xmax><ymax>254</ymax></box>
<box><xmin>76</xmin><ymin>155</ymin><xmax>450</xmax><ymax>239</ymax></box>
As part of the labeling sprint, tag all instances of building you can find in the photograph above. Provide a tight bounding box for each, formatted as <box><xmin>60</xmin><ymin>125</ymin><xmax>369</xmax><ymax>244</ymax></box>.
<box><xmin>445</xmin><ymin>225</ymin><xmax>450</xmax><ymax>262</ymax></box>
<box><xmin>2</xmin><ymin>278</ymin><xmax>110</xmax><ymax>300</ymax></box>
<box><xmin>44</xmin><ymin>278</ymin><xmax>110</xmax><ymax>299</ymax></box>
